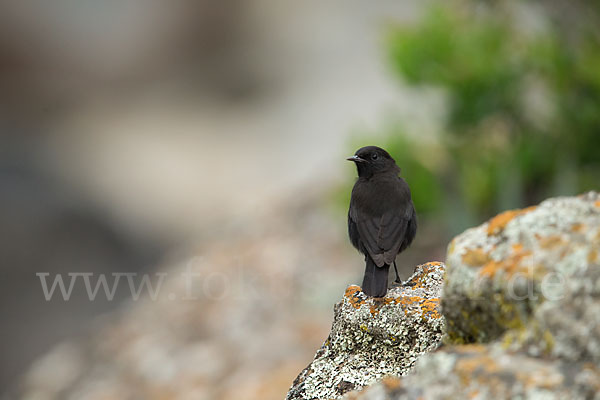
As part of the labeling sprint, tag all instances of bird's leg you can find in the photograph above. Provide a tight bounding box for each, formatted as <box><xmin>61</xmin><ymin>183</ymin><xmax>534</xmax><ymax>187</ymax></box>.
<box><xmin>393</xmin><ymin>261</ymin><xmax>401</xmax><ymax>284</ymax></box>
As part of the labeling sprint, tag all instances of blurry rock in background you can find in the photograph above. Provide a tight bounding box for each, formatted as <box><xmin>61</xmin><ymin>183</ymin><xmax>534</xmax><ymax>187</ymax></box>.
<box><xmin>0</xmin><ymin>0</ymin><xmax>424</xmax><ymax>395</ymax></box>
<box><xmin>14</xmin><ymin>196</ymin><xmax>372</xmax><ymax>400</ymax></box>
<box><xmin>0</xmin><ymin>151</ymin><xmax>163</xmax><ymax>390</ymax></box>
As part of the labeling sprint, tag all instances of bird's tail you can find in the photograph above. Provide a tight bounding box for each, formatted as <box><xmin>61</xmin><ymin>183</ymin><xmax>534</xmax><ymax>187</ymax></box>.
<box><xmin>361</xmin><ymin>257</ymin><xmax>389</xmax><ymax>297</ymax></box>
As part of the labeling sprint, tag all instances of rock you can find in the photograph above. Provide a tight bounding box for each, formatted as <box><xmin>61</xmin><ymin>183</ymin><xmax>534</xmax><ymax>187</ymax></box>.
<box><xmin>342</xmin><ymin>345</ymin><xmax>600</xmax><ymax>399</ymax></box>
<box><xmin>444</xmin><ymin>191</ymin><xmax>600</xmax><ymax>347</ymax></box>
<box><xmin>342</xmin><ymin>192</ymin><xmax>600</xmax><ymax>400</ymax></box>
<box><xmin>14</xmin><ymin>200</ymin><xmax>365</xmax><ymax>400</ymax></box>
<box><xmin>286</xmin><ymin>262</ymin><xmax>446</xmax><ymax>400</ymax></box>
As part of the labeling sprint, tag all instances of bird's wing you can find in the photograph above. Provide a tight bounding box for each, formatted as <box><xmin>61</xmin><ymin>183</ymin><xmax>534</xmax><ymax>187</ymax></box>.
<box><xmin>379</xmin><ymin>212</ymin><xmax>409</xmax><ymax>265</ymax></box>
<box><xmin>348</xmin><ymin>211</ymin><xmax>360</xmax><ymax>250</ymax></box>
<box><xmin>353</xmin><ymin>210</ymin><xmax>409</xmax><ymax>267</ymax></box>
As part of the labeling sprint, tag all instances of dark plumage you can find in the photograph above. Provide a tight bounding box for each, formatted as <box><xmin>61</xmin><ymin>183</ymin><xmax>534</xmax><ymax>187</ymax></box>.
<box><xmin>347</xmin><ymin>146</ymin><xmax>417</xmax><ymax>297</ymax></box>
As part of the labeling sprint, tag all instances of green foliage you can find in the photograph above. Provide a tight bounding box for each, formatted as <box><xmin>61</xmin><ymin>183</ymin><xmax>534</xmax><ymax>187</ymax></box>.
<box><xmin>375</xmin><ymin>133</ymin><xmax>444</xmax><ymax>214</ymax></box>
<box><xmin>344</xmin><ymin>2</ymin><xmax>600</xmax><ymax>232</ymax></box>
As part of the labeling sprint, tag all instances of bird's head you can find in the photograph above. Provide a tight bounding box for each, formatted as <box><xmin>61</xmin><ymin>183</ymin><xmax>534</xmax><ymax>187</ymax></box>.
<box><xmin>347</xmin><ymin>146</ymin><xmax>400</xmax><ymax>178</ymax></box>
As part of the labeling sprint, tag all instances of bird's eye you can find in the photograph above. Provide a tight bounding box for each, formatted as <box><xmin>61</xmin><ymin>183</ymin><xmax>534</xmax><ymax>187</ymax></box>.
<box><xmin>371</xmin><ymin>153</ymin><xmax>378</xmax><ymax>160</ymax></box>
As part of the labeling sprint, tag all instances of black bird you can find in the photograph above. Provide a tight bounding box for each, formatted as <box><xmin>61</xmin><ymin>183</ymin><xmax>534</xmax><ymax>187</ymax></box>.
<box><xmin>347</xmin><ymin>146</ymin><xmax>417</xmax><ymax>297</ymax></box>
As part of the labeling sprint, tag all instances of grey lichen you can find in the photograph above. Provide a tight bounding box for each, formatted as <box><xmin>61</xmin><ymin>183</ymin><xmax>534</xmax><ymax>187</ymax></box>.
<box><xmin>286</xmin><ymin>262</ymin><xmax>445</xmax><ymax>400</ymax></box>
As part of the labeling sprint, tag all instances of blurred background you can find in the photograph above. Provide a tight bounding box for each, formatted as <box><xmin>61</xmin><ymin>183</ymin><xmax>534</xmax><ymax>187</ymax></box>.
<box><xmin>1</xmin><ymin>0</ymin><xmax>599</xmax><ymax>399</ymax></box>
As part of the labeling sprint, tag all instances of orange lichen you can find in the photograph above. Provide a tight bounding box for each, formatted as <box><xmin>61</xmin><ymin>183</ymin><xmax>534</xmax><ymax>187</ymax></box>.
<box><xmin>479</xmin><ymin>244</ymin><xmax>533</xmax><ymax>278</ymax></box>
<box><xmin>369</xmin><ymin>297</ymin><xmax>395</xmax><ymax>315</ymax></box>
<box><xmin>512</xmin><ymin>243</ymin><xmax>523</xmax><ymax>252</ymax></box>
<box><xmin>345</xmin><ymin>285</ymin><xmax>365</xmax><ymax>309</ymax></box>
<box><xmin>381</xmin><ymin>376</ymin><xmax>402</xmax><ymax>390</ymax></box>
<box><xmin>595</xmin><ymin>200</ymin><xmax>600</xmax><ymax>208</ymax></box>
<box><xmin>345</xmin><ymin>285</ymin><xmax>362</xmax><ymax>297</ymax></box>
<box><xmin>453</xmin><ymin>348</ymin><xmax>597</xmax><ymax>393</ymax></box>
<box><xmin>448</xmin><ymin>238</ymin><xmax>457</xmax><ymax>255</ymax></box>
<box><xmin>396</xmin><ymin>296</ymin><xmax>442</xmax><ymax>320</ymax></box>
<box><xmin>420</xmin><ymin>298</ymin><xmax>442</xmax><ymax>320</ymax></box>
<box><xmin>581</xmin><ymin>363</ymin><xmax>600</xmax><ymax>392</ymax></box>
<box><xmin>453</xmin><ymin>344</ymin><xmax>487</xmax><ymax>354</ymax></box>
<box><xmin>462</xmin><ymin>248</ymin><xmax>490</xmax><ymax>267</ymax></box>
<box><xmin>515</xmin><ymin>369</ymin><xmax>563</xmax><ymax>389</ymax></box>
<box><xmin>486</xmin><ymin>206</ymin><xmax>537</xmax><ymax>236</ymax></box>
<box><xmin>367</xmin><ymin>293</ymin><xmax>442</xmax><ymax>320</ymax></box>
<box><xmin>537</xmin><ymin>235</ymin><xmax>565</xmax><ymax>249</ymax></box>
<box><xmin>571</xmin><ymin>223</ymin><xmax>585</xmax><ymax>233</ymax></box>
<box><xmin>455</xmin><ymin>354</ymin><xmax>500</xmax><ymax>386</ymax></box>
<box><xmin>404</xmin><ymin>262</ymin><xmax>444</xmax><ymax>288</ymax></box>
<box><xmin>589</xmin><ymin>249</ymin><xmax>598</xmax><ymax>264</ymax></box>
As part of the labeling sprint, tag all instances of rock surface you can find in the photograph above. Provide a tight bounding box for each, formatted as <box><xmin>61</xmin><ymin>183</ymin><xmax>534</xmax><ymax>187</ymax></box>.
<box><xmin>286</xmin><ymin>262</ymin><xmax>446</xmax><ymax>400</ymax></box>
<box><xmin>444</xmin><ymin>192</ymin><xmax>600</xmax><ymax>351</ymax></box>
<box><xmin>342</xmin><ymin>192</ymin><xmax>600</xmax><ymax>399</ymax></box>
<box><xmin>343</xmin><ymin>346</ymin><xmax>600</xmax><ymax>400</ymax></box>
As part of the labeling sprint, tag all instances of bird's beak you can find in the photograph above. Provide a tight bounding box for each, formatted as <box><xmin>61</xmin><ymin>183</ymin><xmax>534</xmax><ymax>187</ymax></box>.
<box><xmin>346</xmin><ymin>155</ymin><xmax>366</xmax><ymax>163</ymax></box>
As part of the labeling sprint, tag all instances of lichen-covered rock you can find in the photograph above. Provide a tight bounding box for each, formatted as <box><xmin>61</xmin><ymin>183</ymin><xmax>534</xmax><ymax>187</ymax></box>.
<box><xmin>342</xmin><ymin>192</ymin><xmax>600</xmax><ymax>400</ymax></box>
<box><xmin>342</xmin><ymin>345</ymin><xmax>600</xmax><ymax>400</ymax></box>
<box><xmin>286</xmin><ymin>262</ymin><xmax>445</xmax><ymax>400</ymax></box>
<box><xmin>444</xmin><ymin>191</ymin><xmax>600</xmax><ymax>344</ymax></box>
<box><xmin>504</xmin><ymin>255</ymin><xmax>600</xmax><ymax>362</ymax></box>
